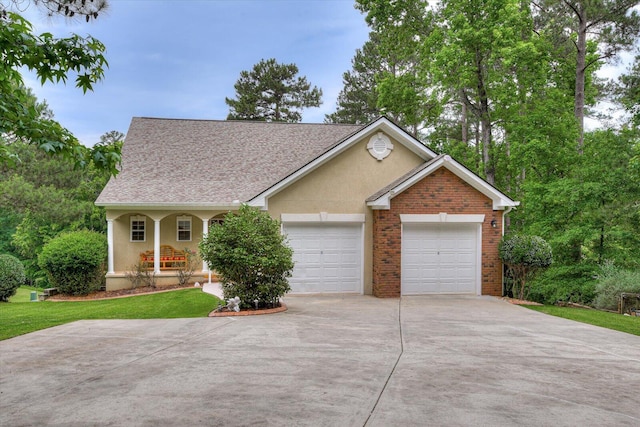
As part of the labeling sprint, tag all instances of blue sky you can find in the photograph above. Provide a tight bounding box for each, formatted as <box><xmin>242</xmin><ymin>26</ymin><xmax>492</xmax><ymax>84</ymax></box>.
<box><xmin>20</xmin><ymin>0</ymin><xmax>370</xmax><ymax>146</ymax></box>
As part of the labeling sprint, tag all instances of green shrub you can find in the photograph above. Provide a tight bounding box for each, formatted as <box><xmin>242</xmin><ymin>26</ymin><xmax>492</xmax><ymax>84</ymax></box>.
<box><xmin>527</xmin><ymin>263</ymin><xmax>597</xmax><ymax>305</ymax></box>
<box><xmin>499</xmin><ymin>234</ymin><xmax>553</xmax><ymax>300</ymax></box>
<box><xmin>199</xmin><ymin>205</ymin><xmax>293</xmax><ymax>309</ymax></box>
<box><xmin>38</xmin><ymin>230</ymin><xmax>107</xmax><ymax>296</ymax></box>
<box><xmin>0</xmin><ymin>254</ymin><xmax>26</xmax><ymax>302</ymax></box>
<box><xmin>593</xmin><ymin>262</ymin><xmax>640</xmax><ymax>311</ymax></box>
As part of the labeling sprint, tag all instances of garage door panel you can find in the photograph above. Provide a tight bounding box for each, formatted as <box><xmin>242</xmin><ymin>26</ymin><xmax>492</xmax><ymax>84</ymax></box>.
<box><xmin>284</xmin><ymin>223</ymin><xmax>362</xmax><ymax>294</ymax></box>
<box><xmin>402</xmin><ymin>223</ymin><xmax>479</xmax><ymax>295</ymax></box>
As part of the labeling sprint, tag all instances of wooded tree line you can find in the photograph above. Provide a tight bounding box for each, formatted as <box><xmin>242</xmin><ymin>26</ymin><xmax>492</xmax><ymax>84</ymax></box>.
<box><xmin>1</xmin><ymin>0</ymin><xmax>638</xmax><ymax>303</ymax></box>
<box><xmin>325</xmin><ymin>0</ymin><xmax>640</xmax><ymax>302</ymax></box>
<box><xmin>1</xmin><ymin>0</ymin><xmax>121</xmax><ymax>284</ymax></box>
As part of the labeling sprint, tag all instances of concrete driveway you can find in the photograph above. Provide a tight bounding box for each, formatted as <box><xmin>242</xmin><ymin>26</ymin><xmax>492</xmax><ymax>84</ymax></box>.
<box><xmin>1</xmin><ymin>295</ymin><xmax>639</xmax><ymax>426</ymax></box>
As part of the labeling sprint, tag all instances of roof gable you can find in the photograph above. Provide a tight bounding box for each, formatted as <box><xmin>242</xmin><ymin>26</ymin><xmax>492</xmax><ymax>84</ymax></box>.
<box><xmin>366</xmin><ymin>155</ymin><xmax>519</xmax><ymax>211</ymax></box>
<box><xmin>248</xmin><ymin>116</ymin><xmax>437</xmax><ymax>208</ymax></box>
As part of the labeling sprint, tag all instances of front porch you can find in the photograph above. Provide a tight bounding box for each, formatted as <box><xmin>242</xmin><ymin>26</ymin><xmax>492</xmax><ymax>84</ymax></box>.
<box><xmin>104</xmin><ymin>270</ymin><xmax>218</xmax><ymax>291</ymax></box>
<box><xmin>103</xmin><ymin>209</ymin><xmax>230</xmax><ymax>291</ymax></box>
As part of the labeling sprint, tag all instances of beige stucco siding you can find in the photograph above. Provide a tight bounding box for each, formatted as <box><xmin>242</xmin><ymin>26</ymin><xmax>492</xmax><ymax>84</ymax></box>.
<box><xmin>267</xmin><ymin>134</ymin><xmax>425</xmax><ymax>295</ymax></box>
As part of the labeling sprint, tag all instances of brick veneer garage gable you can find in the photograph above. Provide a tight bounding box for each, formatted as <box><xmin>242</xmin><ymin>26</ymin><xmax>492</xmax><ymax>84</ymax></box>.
<box><xmin>372</xmin><ymin>167</ymin><xmax>504</xmax><ymax>298</ymax></box>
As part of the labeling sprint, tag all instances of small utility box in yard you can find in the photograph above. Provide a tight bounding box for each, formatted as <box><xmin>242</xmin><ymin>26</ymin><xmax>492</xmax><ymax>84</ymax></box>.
<box><xmin>30</xmin><ymin>291</ymin><xmax>37</xmax><ymax>302</ymax></box>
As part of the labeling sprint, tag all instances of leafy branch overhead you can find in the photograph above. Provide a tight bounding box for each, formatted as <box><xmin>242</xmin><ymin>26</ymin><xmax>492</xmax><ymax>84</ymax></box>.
<box><xmin>0</xmin><ymin>6</ymin><xmax>121</xmax><ymax>176</ymax></box>
<box><xmin>226</xmin><ymin>58</ymin><xmax>323</xmax><ymax>122</ymax></box>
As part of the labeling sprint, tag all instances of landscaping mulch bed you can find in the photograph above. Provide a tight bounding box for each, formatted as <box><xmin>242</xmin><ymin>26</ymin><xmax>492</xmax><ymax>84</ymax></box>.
<box><xmin>209</xmin><ymin>303</ymin><xmax>287</xmax><ymax>317</ymax></box>
<box><xmin>47</xmin><ymin>284</ymin><xmax>195</xmax><ymax>301</ymax></box>
<box><xmin>501</xmin><ymin>297</ymin><xmax>542</xmax><ymax>306</ymax></box>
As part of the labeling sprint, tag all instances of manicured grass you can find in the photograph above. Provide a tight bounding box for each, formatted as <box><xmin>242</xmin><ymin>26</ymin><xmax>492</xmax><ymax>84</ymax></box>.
<box><xmin>0</xmin><ymin>288</ymin><xmax>221</xmax><ymax>341</ymax></box>
<box><xmin>10</xmin><ymin>286</ymin><xmax>43</xmax><ymax>303</ymax></box>
<box><xmin>525</xmin><ymin>305</ymin><xmax>640</xmax><ymax>336</ymax></box>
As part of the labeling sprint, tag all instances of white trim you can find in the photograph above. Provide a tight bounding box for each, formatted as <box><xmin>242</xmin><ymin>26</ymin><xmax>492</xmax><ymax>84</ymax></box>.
<box><xmin>130</xmin><ymin>215</ymin><xmax>146</xmax><ymax>242</ymax></box>
<box><xmin>176</xmin><ymin>215</ymin><xmax>192</xmax><ymax>242</ymax></box>
<box><xmin>368</xmin><ymin>155</ymin><xmax>519</xmax><ymax>211</ymax></box>
<box><xmin>281</xmin><ymin>213</ymin><xmax>365</xmax><ymax>223</ymax></box>
<box><xmin>153</xmin><ymin>219</ymin><xmax>161</xmax><ymax>274</ymax></box>
<box><xmin>107</xmin><ymin>219</ymin><xmax>114</xmax><ymax>274</ymax></box>
<box><xmin>96</xmin><ymin>202</ymin><xmax>242</xmax><ymax>210</ymax></box>
<box><xmin>400</xmin><ymin>213</ymin><xmax>485</xmax><ymax>223</ymax></box>
<box><xmin>248</xmin><ymin>117</ymin><xmax>437</xmax><ymax>208</ymax></box>
<box><xmin>202</xmin><ymin>218</ymin><xmax>209</xmax><ymax>273</ymax></box>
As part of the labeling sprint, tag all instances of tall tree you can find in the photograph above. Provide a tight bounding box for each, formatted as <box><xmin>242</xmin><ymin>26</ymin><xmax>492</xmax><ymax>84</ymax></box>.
<box><xmin>0</xmin><ymin>1</ymin><xmax>120</xmax><ymax>175</ymax></box>
<box><xmin>355</xmin><ymin>0</ymin><xmax>440</xmax><ymax>136</ymax></box>
<box><xmin>225</xmin><ymin>58</ymin><xmax>322</xmax><ymax>123</ymax></box>
<box><xmin>325</xmin><ymin>32</ymin><xmax>383</xmax><ymax>125</ymax></box>
<box><xmin>428</xmin><ymin>0</ymin><xmax>543</xmax><ymax>185</ymax></box>
<box><xmin>614</xmin><ymin>53</ymin><xmax>640</xmax><ymax>126</ymax></box>
<box><xmin>533</xmin><ymin>1</ymin><xmax>640</xmax><ymax>149</ymax></box>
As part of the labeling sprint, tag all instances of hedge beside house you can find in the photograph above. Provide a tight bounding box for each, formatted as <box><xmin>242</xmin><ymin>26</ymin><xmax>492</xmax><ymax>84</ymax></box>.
<box><xmin>38</xmin><ymin>230</ymin><xmax>107</xmax><ymax>295</ymax></box>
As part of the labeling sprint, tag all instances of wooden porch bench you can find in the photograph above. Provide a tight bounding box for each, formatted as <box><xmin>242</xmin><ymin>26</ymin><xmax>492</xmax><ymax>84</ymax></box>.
<box><xmin>140</xmin><ymin>245</ymin><xmax>187</xmax><ymax>270</ymax></box>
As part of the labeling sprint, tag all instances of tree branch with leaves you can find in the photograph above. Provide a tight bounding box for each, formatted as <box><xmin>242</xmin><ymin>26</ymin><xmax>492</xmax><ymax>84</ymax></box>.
<box><xmin>0</xmin><ymin>4</ymin><xmax>121</xmax><ymax>175</ymax></box>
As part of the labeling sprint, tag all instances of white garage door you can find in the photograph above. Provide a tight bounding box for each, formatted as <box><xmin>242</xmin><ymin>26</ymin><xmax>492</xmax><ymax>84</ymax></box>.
<box><xmin>402</xmin><ymin>223</ymin><xmax>479</xmax><ymax>295</ymax></box>
<box><xmin>283</xmin><ymin>223</ymin><xmax>362</xmax><ymax>294</ymax></box>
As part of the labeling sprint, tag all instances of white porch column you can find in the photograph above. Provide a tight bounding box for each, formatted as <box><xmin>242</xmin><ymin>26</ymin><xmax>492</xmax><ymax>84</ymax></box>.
<box><xmin>154</xmin><ymin>219</ymin><xmax>161</xmax><ymax>274</ymax></box>
<box><xmin>106</xmin><ymin>219</ymin><xmax>114</xmax><ymax>274</ymax></box>
<box><xmin>202</xmin><ymin>218</ymin><xmax>209</xmax><ymax>272</ymax></box>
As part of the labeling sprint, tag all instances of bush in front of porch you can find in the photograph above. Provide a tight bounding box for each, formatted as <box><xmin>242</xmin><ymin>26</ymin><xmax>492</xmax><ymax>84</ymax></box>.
<box><xmin>199</xmin><ymin>205</ymin><xmax>293</xmax><ymax>309</ymax></box>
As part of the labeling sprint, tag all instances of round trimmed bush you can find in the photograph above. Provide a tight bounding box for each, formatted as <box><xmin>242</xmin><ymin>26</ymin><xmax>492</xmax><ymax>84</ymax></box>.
<box><xmin>199</xmin><ymin>205</ymin><xmax>293</xmax><ymax>309</ymax></box>
<box><xmin>38</xmin><ymin>230</ymin><xmax>107</xmax><ymax>296</ymax></box>
<box><xmin>499</xmin><ymin>234</ymin><xmax>553</xmax><ymax>300</ymax></box>
<box><xmin>0</xmin><ymin>254</ymin><xmax>26</xmax><ymax>302</ymax></box>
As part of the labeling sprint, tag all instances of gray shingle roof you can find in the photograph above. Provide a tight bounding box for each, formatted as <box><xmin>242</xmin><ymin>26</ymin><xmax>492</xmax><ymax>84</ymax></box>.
<box><xmin>96</xmin><ymin>118</ymin><xmax>363</xmax><ymax>206</ymax></box>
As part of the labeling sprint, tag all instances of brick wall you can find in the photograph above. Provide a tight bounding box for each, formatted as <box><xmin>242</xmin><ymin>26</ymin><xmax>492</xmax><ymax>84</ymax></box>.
<box><xmin>372</xmin><ymin>167</ymin><xmax>504</xmax><ymax>297</ymax></box>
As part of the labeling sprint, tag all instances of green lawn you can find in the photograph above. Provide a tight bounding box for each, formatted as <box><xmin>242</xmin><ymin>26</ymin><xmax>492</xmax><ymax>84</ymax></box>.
<box><xmin>525</xmin><ymin>305</ymin><xmax>640</xmax><ymax>336</ymax></box>
<box><xmin>0</xmin><ymin>288</ymin><xmax>222</xmax><ymax>341</ymax></box>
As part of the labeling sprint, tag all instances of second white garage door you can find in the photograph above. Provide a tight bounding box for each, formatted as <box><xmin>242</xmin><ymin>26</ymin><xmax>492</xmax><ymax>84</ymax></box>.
<box><xmin>402</xmin><ymin>223</ymin><xmax>479</xmax><ymax>295</ymax></box>
<box><xmin>283</xmin><ymin>223</ymin><xmax>362</xmax><ymax>294</ymax></box>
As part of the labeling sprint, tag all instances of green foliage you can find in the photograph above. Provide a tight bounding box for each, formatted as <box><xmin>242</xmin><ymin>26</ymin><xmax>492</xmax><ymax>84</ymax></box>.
<box><xmin>0</xmin><ymin>139</ymin><xmax>115</xmax><ymax>282</ymax></box>
<box><xmin>615</xmin><ymin>54</ymin><xmax>640</xmax><ymax>126</ymax></box>
<box><xmin>225</xmin><ymin>58</ymin><xmax>322</xmax><ymax>122</ymax></box>
<box><xmin>199</xmin><ymin>205</ymin><xmax>293</xmax><ymax>309</ymax></box>
<box><xmin>0</xmin><ymin>10</ymin><xmax>121</xmax><ymax>175</ymax></box>
<box><xmin>325</xmin><ymin>32</ymin><xmax>383</xmax><ymax>124</ymax></box>
<box><xmin>500</xmin><ymin>234</ymin><xmax>552</xmax><ymax>300</ymax></box>
<box><xmin>499</xmin><ymin>234</ymin><xmax>554</xmax><ymax>267</ymax></box>
<box><xmin>0</xmin><ymin>254</ymin><xmax>25</xmax><ymax>302</ymax></box>
<box><xmin>38</xmin><ymin>230</ymin><xmax>107</xmax><ymax>295</ymax></box>
<box><xmin>593</xmin><ymin>262</ymin><xmax>640</xmax><ymax>311</ymax></box>
<box><xmin>527</xmin><ymin>264</ymin><xmax>597</xmax><ymax>305</ymax></box>
<box><xmin>1</xmin><ymin>288</ymin><xmax>221</xmax><ymax>340</ymax></box>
